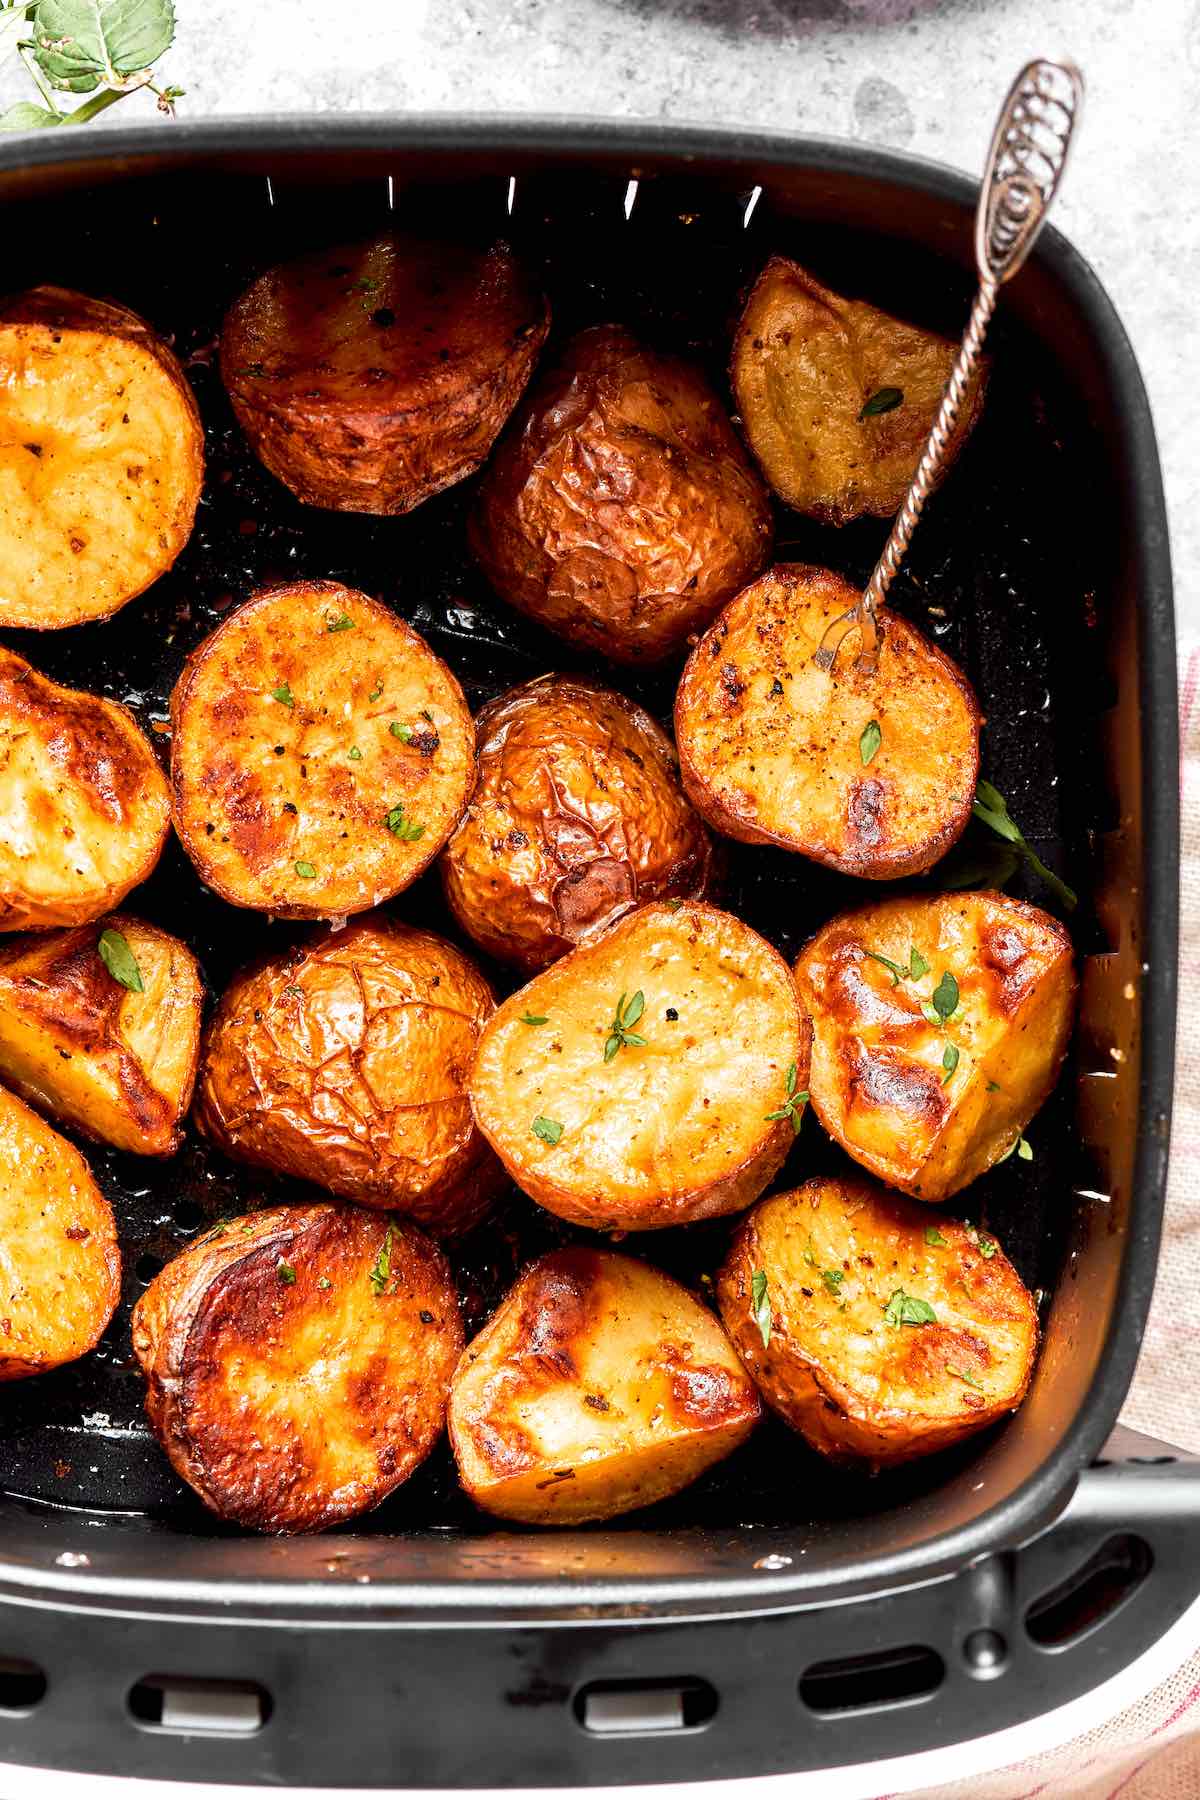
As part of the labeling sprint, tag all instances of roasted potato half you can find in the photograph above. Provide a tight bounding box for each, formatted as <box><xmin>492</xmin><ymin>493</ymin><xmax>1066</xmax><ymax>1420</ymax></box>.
<box><xmin>0</xmin><ymin>915</ymin><xmax>202</xmax><ymax>1157</ymax></box>
<box><xmin>132</xmin><ymin>1205</ymin><xmax>462</xmax><ymax>1533</ymax></box>
<box><xmin>719</xmin><ymin>1177</ymin><xmax>1038</xmax><ymax>1467</ymax></box>
<box><xmin>468</xmin><ymin>899</ymin><xmax>809</xmax><ymax>1231</ymax></box>
<box><xmin>0</xmin><ymin>285</ymin><xmax>204</xmax><ymax>628</ymax></box>
<box><xmin>470</xmin><ymin>324</ymin><xmax>772</xmax><ymax>663</ymax></box>
<box><xmin>440</xmin><ymin>674</ymin><xmax>715</xmax><ymax>971</ymax></box>
<box><xmin>450</xmin><ymin>1247</ymin><xmax>760</xmax><ymax>1523</ymax></box>
<box><xmin>221</xmin><ymin>235</ymin><xmax>549</xmax><ymax>515</ymax></box>
<box><xmin>196</xmin><ymin>917</ymin><xmax>504</xmax><ymax>1235</ymax></box>
<box><xmin>171</xmin><ymin>582</ymin><xmax>474</xmax><ymax>920</ymax></box>
<box><xmin>731</xmin><ymin>256</ymin><xmax>986</xmax><ymax>524</ymax></box>
<box><xmin>794</xmin><ymin>891</ymin><xmax>1075</xmax><ymax>1202</ymax></box>
<box><xmin>675</xmin><ymin>565</ymin><xmax>980</xmax><ymax>879</ymax></box>
<box><xmin>0</xmin><ymin>645</ymin><xmax>171</xmax><ymax>932</ymax></box>
<box><xmin>0</xmin><ymin>1084</ymin><xmax>120</xmax><ymax>1380</ymax></box>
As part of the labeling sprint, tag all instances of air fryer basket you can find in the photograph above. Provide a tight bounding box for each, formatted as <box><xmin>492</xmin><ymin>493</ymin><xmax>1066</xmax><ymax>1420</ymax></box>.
<box><xmin>0</xmin><ymin>119</ymin><xmax>1187</xmax><ymax>1789</ymax></box>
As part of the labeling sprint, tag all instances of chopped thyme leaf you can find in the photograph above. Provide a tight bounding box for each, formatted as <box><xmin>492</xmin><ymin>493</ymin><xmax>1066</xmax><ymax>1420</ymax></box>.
<box><xmin>271</xmin><ymin>682</ymin><xmax>294</xmax><ymax>708</ymax></box>
<box><xmin>909</xmin><ymin>947</ymin><xmax>929</xmax><ymax>979</ymax></box>
<box><xmin>368</xmin><ymin>683</ymin><xmax>383</xmax><ymax>703</ymax></box>
<box><xmin>942</xmin><ymin>1042</ymin><xmax>960</xmax><ymax>1083</ymax></box>
<box><xmin>821</xmin><ymin>1268</ymin><xmax>844</xmax><ymax>1296</ymax></box>
<box><xmin>369</xmin><ymin>1224</ymin><xmax>394</xmax><ymax>1295</ymax></box>
<box><xmin>98</xmin><ymin>928</ymin><xmax>144</xmax><ymax>993</ymax></box>
<box><xmin>276</xmin><ymin>1260</ymin><xmax>297</xmax><ymax>1285</ymax></box>
<box><xmin>383</xmin><ymin>803</ymin><xmax>425</xmax><ymax>842</ymax></box>
<box><xmin>520</xmin><ymin>1013</ymin><xmax>549</xmax><ymax>1026</ymax></box>
<box><xmin>947</xmin><ymin>1364</ymin><xmax>984</xmax><ymax>1391</ymax></box>
<box><xmin>317</xmin><ymin>1276</ymin><xmax>332</xmax><ymax>1291</ymax></box>
<box><xmin>859</xmin><ymin>718</ymin><xmax>882</xmax><ymax>766</ymax></box>
<box><xmin>532</xmin><ymin>1115</ymin><xmax>563</xmax><ymax>1145</ymax></box>
<box><xmin>865</xmin><ymin>949</ymin><xmax>906</xmax><ymax>986</ymax></box>
<box><xmin>326</xmin><ymin>612</ymin><xmax>354</xmax><ymax>632</ymax></box>
<box><xmin>883</xmin><ymin>1287</ymin><xmax>937</xmax><ymax>1328</ymax></box>
<box><xmin>750</xmin><ymin>1269</ymin><xmax>772</xmax><ymax>1348</ymax></box>
<box><xmin>348</xmin><ymin>747</ymin><xmax>362</xmax><ymax>761</ymax></box>
<box><xmin>764</xmin><ymin>1061</ymin><xmax>808</xmax><ymax>1135</ymax></box>
<box><xmin>603</xmin><ymin>989</ymin><xmax>647</xmax><ymax>1062</ymax></box>
<box><xmin>924</xmin><ymin>1225</ymin><xmax>949</xmax><ymax>1247</ymax></box>
<box><xmin>390</xmin><ymin>721</ymin><xmax>413</xmax><ymax>742</ymax></box>
<box><xmin>930</xmin><ymin>970</ymin><xmax>959</xmax><ymax>1022</ymax></box>
<box><xmin>294</xmin><ymin>860</ymin><xmax>317</xmax><ymax>879</ymax></box>
<box><xmin>859</xmin><ymin>386</ymin><xmax>903</xmax><ymax>419</ymax></box>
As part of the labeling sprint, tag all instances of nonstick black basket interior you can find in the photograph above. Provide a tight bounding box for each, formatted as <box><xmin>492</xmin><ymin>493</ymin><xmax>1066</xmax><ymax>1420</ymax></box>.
<box><xmin>0</xmin><ymin>148</ymin><xmax>1144</xmax><ymax>1552</ymax></box>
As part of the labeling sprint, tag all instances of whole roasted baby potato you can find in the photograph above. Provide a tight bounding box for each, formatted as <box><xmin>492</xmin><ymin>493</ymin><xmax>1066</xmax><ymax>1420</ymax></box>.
<box><xmin>0</xmin><ymin>285</ymin><xmax>204</xmax><ymax>628</ymax></box>
<box><xmin>440</xmin><ymin>674</ymin><xmax>715</xmax><ymax>971</ymax></box>
<box><xmin>469</xmin><ymin>324</ymin><xmax>772</xmax><ymax>663</ymax></box>
<box><xmin>132</xmin><ymin>1205</ymin><xmax>463</xmax><ymax>1533</ymax></box>
<box><xmin>719</xmin><ymin>1177</ymin><xmax>1038</xmax><ymax>1467</ymax></box>
<box><xmin>468</xmin><ymin>899</ymin><xmax>810</xmax><ymax>1231</ymax></box>
<box><xmin>794</xmin><ymin>891</ymin><xmax>1076</xmax><ymax>1202</ymax></box>
<box><xmin>0</xmin><ymin>915</ymin><xmax>203</xmax><ymax>1157</ymax></box>
<box><xmin>0</xmin><ymin>1084</ymin><xmax>120</xmax><ymax>1380</ymax></box>
<box><xmin>195</xmin><ymin>917</ymin><xmax>504</xmax><ymax>1236</ymax></box>
<box><xmin>221</xmin><ymin>234</ymin><xmax>549</xmax><ymax>515</ymax></box>
<box><xmin>171</xmin><ymin>581</ymin><xmax>474</xmax><ymax>920</ymax></box>
<box><xmin>675</xmin><ymin>565</ymin><xmax>980</xmax><ymax>879</ymax></box>
<box><xmin>731</xmin><ymin>256</ymin><xmax>986</xmax><ymax>524</ymax></box>
<box><xmin>0</xmin><ymin>645</ymin><xmax>171</xmax><ymax>932</ymax></box>
<box><xmin>450</xmin><ymin>1247</ymin><xmax>760</xmax><ymax>1523</ymax></box>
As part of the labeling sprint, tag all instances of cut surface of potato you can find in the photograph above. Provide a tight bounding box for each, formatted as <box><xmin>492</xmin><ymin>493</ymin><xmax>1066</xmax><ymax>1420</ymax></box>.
<box><xmin>221</xmin><ymin>235</ymin><xmax>548</xmax><ymax>515</ymax></box>
<box><xmin>470</xmin><ymin>324</ymin><xmax>772</xmax><ymax>663</ymax></box>
<box><xmin>0</xmin><ymin>914</ymin><xmax>202</xmax><ymax>1156</ymax></box>
<box><xmin>731</xmin><ymin>256</ymin><xmax>986</xmax><ymax>524</ymax></box>
<box><xmin>0</xmin><ymin>285</ymin><xmax>203</xmax><ymax>628</ymax></box>
<box><xmin>450</xmin><ymin>1247</ymin><xmax>760</xmax><ymax>1523</ymax></box>
<box><xmin>675</xmin><ymin>565</ymin><xmax>979</xmax><ymax>879</ymax></box>
<box><xmin>0</xmin><ymin>645</ymin><xmax>171</xmax><ymax>932</ymax></box>
<box><xmin>132</xmin><ymin>1205</ymin><xmax>462</xmax><ymax>1533</ymax></box>
<box><xmin>196</xmin><ymin>917</ymin><xmax>503</xmax><ymax>1235</ymax></box>
<box><xmin>468</xmin><ymin>900</ymin><xmax>809</xmax><ymax>1230</ymax></box>
<box><xmin>719</xmin><ymin>1177</ymin><xmax>1038</xmax><ymax>1466</ymax></box>
<box><xmin>794</xmin><ymin>891</ymin><xmax>1075</xmax><ymax>1202</ymax></box>
<box><xmin>0</xmin><ymin>1084</ymin><xmax>120</xmax><ymax>1380</ymax></box>
<box><xmin>171</xmin><ymin>582</ymin><xmax>474</xmax><ymax>919</ymax></box>
<box><xmin>441</xmin><ymin>674</ymin><xmax>715</xmax><ymax>971</ymax></box>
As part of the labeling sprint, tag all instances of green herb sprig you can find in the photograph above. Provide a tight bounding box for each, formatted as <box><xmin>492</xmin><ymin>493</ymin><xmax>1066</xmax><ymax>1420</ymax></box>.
<box><xmin>859</xmin><ymin>386</ymin><xmax>903</xmax><ymax>419</ymax></box>
<box><xmin>384</xmin><ymin>803</ymin><xmax>425</xmax><ymax>843</ymax></box>
<box><xmin>765</xmin><ymin>1061</ymin><xmax>808</xmax><ymax>1135</ymax></box>
<box><xmin>972</xmin><ymin>780</ymin><xmax>1077</xmax><ymax>911</ymax></box>
<box><xmin>922</xmin><ymin>971</ymin><xmax>959</xmax><ymax>1027</ymax></box>
<box><xmin>750</xmin><ymin>1269</ymin><xmax>772</xmax><ymax>1348</ymax></box>
<box><xmin>369</xmin><ymin>1224</ymin><xmax>393</xmax><ymax>1295</ymax></box>
<box><xmin>604</xmin><ymin>990</ymin><xmax>647</xmax><ymax>1062</ymax></box>
<box><xmin>882</xmin><ymin>1288</ymin><xmax>937</xmax><ymax>1328</ymax></box>
<box><xmin>865</xmin><ymin>945</ymin><xmax>928</xmax><ymax>987</ymax></box>
<box><xmin>859</xmin><ymin>719</ymin><xmax>882</xmax><ymax>765</ymax></box>
<box><xmin>98</xmin><ymin>926</ymin><xmax>143</xmax><ymax>993</ymax></box>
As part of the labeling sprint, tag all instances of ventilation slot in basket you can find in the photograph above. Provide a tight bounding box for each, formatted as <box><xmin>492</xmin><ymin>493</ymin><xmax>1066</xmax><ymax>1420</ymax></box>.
<box><xmin>0</xmin><ymin>1658</ymin><xmax>47</xmax><ymax>1713</ymax></box>
<box><xmin>1025</xmin><ymin>1533</ymin><xmax>1153</xmax><ymax>1648</ymax></box>
<box><xmin>128</xmin><ymin>1676</ymin><xmax>269</xmax><ymax>1735</ymax></box>
<box><xmin>576</xmin><ymin>1678</ymin><xmax>717</xmax><ymax>1735</ymax></box>
<box><xmin>800</xmin><ymin>1645</ymin><xmax>944</xmax><ymax>1715</ymax></box>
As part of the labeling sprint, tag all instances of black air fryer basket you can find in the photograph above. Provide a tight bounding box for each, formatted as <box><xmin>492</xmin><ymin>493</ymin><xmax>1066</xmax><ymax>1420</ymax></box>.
<box><xmin>0</xmin><ymin>119</ymin><xmax>1190</xmax><ymax>1790</ymax></box>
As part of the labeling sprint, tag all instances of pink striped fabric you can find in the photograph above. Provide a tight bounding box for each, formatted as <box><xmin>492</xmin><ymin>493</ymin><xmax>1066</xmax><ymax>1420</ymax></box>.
<box><xmin>905</xmin><ymin>644</ymin><xmax>1200</xmax><ymax>1797</ymax></box>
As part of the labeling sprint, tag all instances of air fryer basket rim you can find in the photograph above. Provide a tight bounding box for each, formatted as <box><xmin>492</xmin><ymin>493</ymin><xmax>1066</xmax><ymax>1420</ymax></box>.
<box><xmin>0</xmin><ymin>115</ymin><xmax>1178</xmax><ymax>1624</ymax></box>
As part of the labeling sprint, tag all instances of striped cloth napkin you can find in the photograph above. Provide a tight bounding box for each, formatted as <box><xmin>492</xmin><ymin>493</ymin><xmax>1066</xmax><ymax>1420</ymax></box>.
<box><xmin>903</xmin><ymin>646</ymin><xmax>1200</xmax><ymax>1797</ymax></box>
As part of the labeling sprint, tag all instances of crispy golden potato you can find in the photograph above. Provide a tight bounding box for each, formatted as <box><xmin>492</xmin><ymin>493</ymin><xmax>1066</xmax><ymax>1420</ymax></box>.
<box><xmin>196</xmin><ymin>917</ymin><xmax>503</xmax><ymax>1235</ymax></box>
<box><xmin>0</xmin><ymin>1084</ymin><xmax>120</xmax><ymax>1380</ymax></box>
<box><xmin>0</xmin><ymin>914</ymin><xmax>202</xmax><ymax>1157</ymax></box>
<box><xmin>795</xmin><ymin>891</ymin><xmax>1076</xmax><ymax>1202</ymax></box>
<box><xmin>0</xmin><ymin>645</ymin><xmax>171</xmax><ymax>932</ymax></box>
<box><xmin>440</xmin><ymin>674</ymin><xmax>715</xmax><ymax>971</ymax></box>
<box><xmin>468</xmin><ymin>900</ymin><xmax>809</xmax><ymax>1231</ymax></box>
<box><xmin>675</xmin><ymin>565</ymin><xmax>980</xmax><ymax>879</ymax></box>
<box><xmin>0</xmin><ymin>285</ymin><xmax>204</xmax><ymax>628</ymax></box>
<box><xmin>450</xmin><ymin>1247</ymin><xmax>760</xmax><ymax>1523</ymax></box>
<box><xmin>731</xmin><ymin>256</ymin><xmax>986</xmax><ymax>524</ymax></box>
<box><xmin>132</xmin><ymin>1205</ymin><xmax>462</xmax><ymax>1533</ymax></box>
<box><xmin>719</xmin><ymin>1177</ymin><xmax>1038</xmax><ymax>1467</ymax></box>
<box><xmin>221</xmin><ymin>235</ymin><xmax>548</xmax><ymax>515</ymax></box>
<box><xmin>469</xmin><ymin>324</ymin><xmax>772</xmax><ymax>663</ymax></box>
<box><xmin>171</xmin><ymin>582</ymin><xmax>474</xmax><ymax>920</ymax></box>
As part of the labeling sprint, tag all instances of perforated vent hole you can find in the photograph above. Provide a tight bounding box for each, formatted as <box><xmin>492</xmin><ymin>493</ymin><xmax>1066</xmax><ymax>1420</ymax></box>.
<box><xmin>128</xmin><ymin>1676</ymin><xmax>270</xmax><ymax>1735</ymax></box>
<box><xmin>135</xmin><ymin>1253</ymin><xmax>163</xmax><ymax>1285</ymax></box>
<box><xmin>799</xmin><ymin>1645</ymin><xmax>944</xmax><ymax>1715</ymax></box>
<box><xmin>173</xmin><ymin>1200</ymin><xmax>206</xmax><ymax>1233</ymax></box>
<box><xmin>1026</xmin><ymin>1533</ymin><xmax>1152</xmax><ymax>1648</ymax></box>
<box><xmin>0</xmin><ymin>1657</ymin><xmax>48</xmax><ymax>1713</ymax></box>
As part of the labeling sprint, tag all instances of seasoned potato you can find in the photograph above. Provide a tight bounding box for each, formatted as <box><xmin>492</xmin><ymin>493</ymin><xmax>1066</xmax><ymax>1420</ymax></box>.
<box><xmin>469</xmin><ymin>324</ymin><xmax>772</xmax><ymax>663</ymax></box>
<box><xmin>221</xmin><ymin>235</ymin><xmax>548</xmax><ymax>515</ymax></box>
<box><xmin>196</xmin><ymin>917</ymin><xmax>503</xmax><ymax>1235</ymax></box>
<box><xmin>171</xmin><ymin>582</ymin><xmax>474</xmax><ymax>920</ymax></box>
<box><xmin>440</xmin><ymin>675</ymin><xmax>715</xmax><ymax>971</ymax></box>
<box><xmin>675</xmin><ymin>565</ymin><xmax>979</xmax><ymax>879</ymax></box>
<box><xmin>0</xmin><ymin>645</ymin><xmax>171</xmax><ymax>932</ymax></box>
<box><xmin>719</xmin><ymin>1177</ymin><xmax>1038</xmax><ymax>1466</ymax></box>
<box><xmin>450</xmin><ymin>1247</ymin><xmax>760</xmax><ymax>1523</ymax></box>
<box><xmin>0</xmin><ymin>1084</ymin><xmax>120</xmax><ymax>1380</ymax></box>
<box><xmin>468</xmin><ymin>900</ymin><xmax>809</xmax><ymax>1231</ymax></box>
<box><xmin>0</xmin><ymin>285</ymin><xmax>204</xmax><ymax>628</ymax></box>
<box><xmin>132</xmin><ymin>1205</ymin><xmax>462</xmax><ymax>1533</ymax></box>
<box><xmin>731</xmin><ymin>256</ymin><xmax>986</xmax><ymax>524</ymax></box>
<box><xmin>795</xmin><ymin>891</ymin><xmax>1076</xmax><ymax>1202</ymax></box>
<box><xmin>0</xmin><ymin>914</ymin><xmax>202</xmax><ymax>1157</ymax></box>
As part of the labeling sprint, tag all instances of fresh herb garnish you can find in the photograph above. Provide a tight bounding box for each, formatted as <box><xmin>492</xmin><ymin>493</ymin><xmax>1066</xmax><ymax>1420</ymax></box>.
<box><xmin>369</xmin><ymin>1224</ymin><xmax>394</xmax><ymax>1295</ymax></box>
<box><xmin>822</xmin><ymin>1268</ymin><xmax>845</xmax><ymax>1296</ymax></box>
<box><xmin>909</xmin><ymin>948</ymin><xmax>929</xmax><ymax>979</ymax></box>
<box><xmin>883</xmin><ymin>1288</ymin><xmax>937</xmax><ymax>1328</ymax></box>
<box><xmin>294</xmin><ymin>860</ymin><xmax>317</xmax><ymax>879</ymax></box>
<box><xmin>326</xmin><ymin>611</ymin><xmax>354</xmax><ymax>632</ymax></box>
<box><xmin>276</xmin><ymin>1260</ymin><xmax>296</xmax><ymax>1285</ymax></box>
<box><xmin>750</xmin><ymin>1269</ymin><xmax>772</xmax><ymax>1348</ymax></box>
<box><xmin>317</xmin><ymin>1275</ymin><xmax>332</xmax><ymax>1291</ymax></box>
<box><xmin>383</xmin><ymin>803</ymin><xmax>425</xmax><ymax>842</ymax></box>
<box><xmin>97</xmin><ymin>927</ymin><xmax>143</xmax><ymax>993</ymax></box>
<box><xmin>348</xmin><ymin>746</ymin><xmax>362</xmax><ymax>761</ymax></box>
<box><xmin>604</xmin><ymin>990</ymin><xmax>647</xmax><ymax>1062</ymax></box>
<box><xmin>942</xmin><ymin>1042</ymin><xmax>960</xmax><ymax>1083</ymax></box>
<box><xmin>765</xmin><ymin>1061</ymin><xmax>809</xmax><ymax>1135</ymax></box>
<box><xmin>865</xmin><ymin>949</ymin><xmax>906</xmax><ymax>985</ymax></box>
<box><xmin>520</xmin><ymin>1013</ymin><xmax>549</xmax><ymax>1026</ymax></box>
<box><xmin>271</xmin><ymin>682</ymin><xmax>294</xmax><ymax>708</ymax></box>
<box><xmin>390</xmin><ymin>721</ymin><xmax>413</xmax><ymax>742</ymax></box>
<box><xmin>532</xmin><ymin>1115</ymin><xmax>563</xmax><ymax>1146</ymax></box>
<box><xmin>859</xmin><ymin>386</ymin><xmax>904</xmax><ymax>419</ymax></box>
<box><xmin>986</xmin><ymin>1079</ymin><xmax>1002</xmax><ymax>1093</ymax></box>
<box><xmin>865</xmin><ymin>944</ymin><xmax>928</xmax><ymax>988</ymax></box>
<box><xmin>966</xmin><ymin>1225</ymin><xmax>999</xmax><ymax>1258</ymax></box>
<box><xmin>859</xmin><ymin>719</ymin><xmax>882</xmax><ymax>766</ymax></box>
<box><xmin>923</xmin><ymin>970</ymin><xmax>959</xmax><ymax>1027</ymax></box>
<box><xmin>924</xmin><ymin>1225</ymin><xmax>949</xmax><ymax>1247</ymax></box>
<box><xmin>998</xmin><ymin>1135</ymin><xmax>1033</xmax><ymax>1165</ymax></box>
<box><xmin>368</xmin><ymin>683</ymin><xmax>384</xmax><ymax>703</ymax></box>
<box><xmin>972</xmin><ymin>780</ymin><xmax>1077</xmax><ymax>911</ymax></box>
<box><xmin>947</xmin><ymin>1364</ymin><xmax>984</xmax><ymax>1392</ymax></box>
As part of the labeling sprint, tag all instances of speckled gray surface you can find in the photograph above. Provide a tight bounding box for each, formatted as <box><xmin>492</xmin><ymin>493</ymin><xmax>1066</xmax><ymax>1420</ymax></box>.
<box><xmin>2</xmin><ymin>0</ymin><xmax>1196</xmax><ymax>627</ymax></box>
